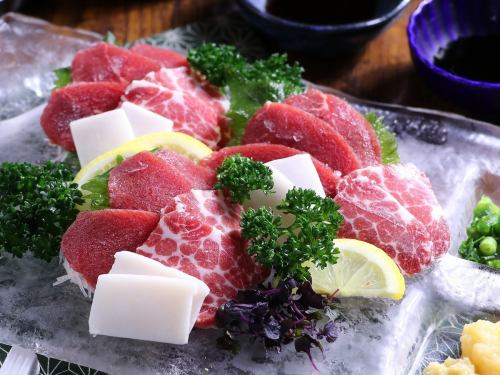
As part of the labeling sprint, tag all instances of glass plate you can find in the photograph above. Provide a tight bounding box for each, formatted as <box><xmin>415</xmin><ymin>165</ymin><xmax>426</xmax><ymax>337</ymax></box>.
<box><xmin>0</xmin><ymin>12</ymin><xmax>498</xmax><ymax>375</ymax></box>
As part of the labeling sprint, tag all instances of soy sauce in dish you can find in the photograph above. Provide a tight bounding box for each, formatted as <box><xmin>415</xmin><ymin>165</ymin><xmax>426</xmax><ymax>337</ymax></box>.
<box><xmin>265</xmin><ymin>0</ymin><xmax>378</xmax><ymax>25</ymax></box>
<box><xmin>433</xmin><ymin>35</ymin><xmax>500</xmax><ymax>83</ymax></box>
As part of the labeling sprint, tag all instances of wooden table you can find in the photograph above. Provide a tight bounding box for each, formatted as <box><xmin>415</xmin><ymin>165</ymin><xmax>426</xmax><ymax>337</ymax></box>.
<box><xmin>21</xmin><ymin>0</ymin><xmax>473</xmax><ymax>119</ymax></box>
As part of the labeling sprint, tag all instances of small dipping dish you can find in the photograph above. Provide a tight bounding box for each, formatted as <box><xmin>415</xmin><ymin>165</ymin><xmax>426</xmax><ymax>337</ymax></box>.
<box><xmin>408</xmin><ymin>0</ymin><xmax>500</xmax><ymax>117</ymax></box>
<box><xmin>236</xmin><ymin>0</ymin><xmax>411</xmax><ymax>57</ymax></box>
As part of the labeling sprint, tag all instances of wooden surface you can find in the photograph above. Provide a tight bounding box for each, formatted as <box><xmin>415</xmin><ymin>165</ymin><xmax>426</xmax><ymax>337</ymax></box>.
<box><xmin>20</xmin><ymin>0</ymin><xmax>470</xmax><ymax>118</ymax></box>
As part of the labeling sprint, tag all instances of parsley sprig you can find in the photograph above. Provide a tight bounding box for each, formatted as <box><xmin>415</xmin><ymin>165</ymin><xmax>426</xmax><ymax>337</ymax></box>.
<box><xmin>214</xmin><ymin>154</ymin><xmax>274</xmax><ymax>204</ymax></box>
<box><xmin>242</xmin><ymin>188</ymin><xmax>343</xmax><ymax>282</ymax></box>
<box><xmin>0</xmin><ymin>161</ymin><xmax>83</xmax><ymax>261</ymax></box>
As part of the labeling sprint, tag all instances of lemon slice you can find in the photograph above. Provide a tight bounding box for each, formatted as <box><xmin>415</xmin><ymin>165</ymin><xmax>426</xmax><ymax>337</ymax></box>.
<box><xmin>307</xmin><ymin>238</ymin><xmax>405</xmax><ymax>300</ymax></box>
<box><xmin>74</xmin><ymin>131</ymin><xmax>212</xmax><ymax>187</ymax></box>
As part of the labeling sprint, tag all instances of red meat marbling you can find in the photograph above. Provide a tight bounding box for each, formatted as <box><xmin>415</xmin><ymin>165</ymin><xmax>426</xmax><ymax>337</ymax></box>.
<box><xmin>334</xmin><ymin>164</ymin><xmax>450</xmax><ymax>275</ymax></box>
<box><xmin>137</xmin><ymin>190</ymin><xmax>268</xmax><ymax>328</ymax></box>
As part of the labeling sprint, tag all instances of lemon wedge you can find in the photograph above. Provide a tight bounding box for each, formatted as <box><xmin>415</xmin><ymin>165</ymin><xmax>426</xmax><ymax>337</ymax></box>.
<box><xmin>74</xmin><ymin>131</ymin><xmax>212</xmax><ymax>187</ymax></box>
<box><xmin>307</xmin><ymin>238</ymin><xmax>405</xmax><ymax>300</ymax></box>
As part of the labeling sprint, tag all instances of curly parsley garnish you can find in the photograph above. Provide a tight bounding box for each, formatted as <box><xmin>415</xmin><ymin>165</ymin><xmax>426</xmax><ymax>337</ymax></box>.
<box><xmin>0</xmin><ymin>161</ymin><xmax>83</xmax><ymax>261</ymax></box>
<box><xmin>214</xmin><ymin>154</ymin><xmax>274</xmax><ymax>204</ymax></box>
<box><xmin>242</xmin><ymin>187</ymin><xmax>343</xmax><ymax>282</ymax></box>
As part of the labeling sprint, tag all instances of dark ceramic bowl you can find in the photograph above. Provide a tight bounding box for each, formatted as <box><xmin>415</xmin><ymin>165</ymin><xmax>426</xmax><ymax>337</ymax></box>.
<box><xmin>236</xmin><ymin>0</ymin><xmax>411</xmax><ymax>57</ymax></box>
<box><xmin>408</xmin><ymin>0</ymin><xmax>500</xmax><ymax>117</ymax></box>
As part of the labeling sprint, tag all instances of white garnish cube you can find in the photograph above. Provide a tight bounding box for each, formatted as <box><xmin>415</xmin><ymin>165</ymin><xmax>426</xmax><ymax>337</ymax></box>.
<box><xmin>70</xmin><ymin>109</ymin><xmax>134</xmax><ymax>167</ymax></box>
<box><xmin>121</xmin><ymin>102</ymin><xmax>173</xmax><ymax>136</ymax></box>
<box><xmin>89</xmin><ymin>252</ymin><xmax>209</xmax><ymax>344</ymax></box>
<box><xmin>89</xmin><ymin>274</ymin><xmax>199</xmax><ymax>345</ymax></box>
<box><xmin>109</xmin><ymin>251</ymin><xmax>208</xmax><ymax>329</ymax></box>
<box><xmin>247</xmin><ymin>153</ymin><xmax>326</xmax><ymax>211</ymax></box>
<box><xmin>248</xmin><ymin>165</ymin><xmax>294</xmax><ymax>211</ymax></box>
<box><xmin>266</xmin><ymin>154</ymin><xmax>325</xmax><ymax>197</ymax></box>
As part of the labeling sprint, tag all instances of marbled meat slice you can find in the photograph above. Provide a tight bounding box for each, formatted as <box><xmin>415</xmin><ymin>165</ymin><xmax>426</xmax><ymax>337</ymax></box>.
<box><xmin>242</xmin><ymin>102</ymin><xmax>361</xmax><ymax>175</ymax></box>
<box><xmin>137</xmin><ymin>190</ymin><xmax>268</xmax><ymax>328</ymax></box>
<box><xmin>108</xmin><ymin>151</ymin><xmax>194</xmax><ymax>213</ymax></box>
<box><xmin>141</xmin><ymin>67</ymin><xmax>227</xmax><ymax>113</ymax></box>
<box><xmin>62</xmin><ymin>209</ymin><xmax>159</xmax><ymax>288</ymax></box>
<box><xmin>123</xmin><ymin>67</ymin><xmax>226</xmax><ymax>149</ymax></box>
<box><xmin>367</xmin><ymin>163</ymin><xmax>450</xmax><ymax>258</ymax></box>
<box><xmin>71</xmin><ymin>42</ymin><xmax>160</xmax><ymax>83</ymax></box>
<box><xmin>334</xmin><ymin>164</ymin><xmax>450</xmax><ymax>275</ymax></box>
<box><xmin>200</xmin><ymin>143</ymin><xmax>340</xmax><ymax>197</ymax></box>
<box><xmin>130</xmin><ymin>44</ymin><xmax>188</xmax><ymax>68</ymax></box>
<box><xmin>40</xmin><ymin>81</ymin><xmax>125</xmax><ymax>152</ymax></box>
<box><xmin>284</xmin><ymin>88</ymin><xmax>381</xmax><ymax>166</ymax></box>
<box><xmin>156</xmin><ymin>149</ymin><xmax>215</xmax><ymax>188</ymax></box>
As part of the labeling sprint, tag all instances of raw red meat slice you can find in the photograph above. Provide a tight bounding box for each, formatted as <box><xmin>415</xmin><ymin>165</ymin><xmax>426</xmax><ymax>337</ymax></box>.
<box><xmin>334</xmin><ymin>164</ymin><xmax>450</xmax><ymax>275</ymax></box>
<box><xmin>156</xmin><ymin>149</ymin><xmax>215</xmax><ymax>188</ymax></box>
<box><xmin>137</xmin><ymin>190</ymin><xmax>268</xmax><ymax>328</ymax></box>
<box><xmin>130</xmin><ymin>44</ymin><xmax>188</xmax><ymax>68</ymax></box>
<box><xmin>40</xmin><ymin>82</ymin><xmax>125</xmax><ymax>152</ymax></box>
<box><xmin>108</xmin><ymin>151</ymin><xmax>194</xmax><ymax>213</ymax></box>
<box><xmin>284</xmin><ymin>88</ymin><xmax>381</xmax><ymax>166</ymax></box>
<box><xmin>71</xmin><ymin>42</ymin><xmax>160</xmax><ymax>83</ymax></box>
<box><xmin>123</xmin><ymin>67</ymin><xmax>226</xmax><ymax>149</ymax></box>
<box><xmin>62</xmin><ymin>209</ymin><xmax>159</xmax><ymax>288</ymax></box>
<box><xmin>242</xmin><ymin>102</ymin><xmax>361</xmax><ymax>175</ymax></box>
<box><xmin>200</xmin><ymin>143</ymin><xmax>340</xmax><ymax>197</ymax></box>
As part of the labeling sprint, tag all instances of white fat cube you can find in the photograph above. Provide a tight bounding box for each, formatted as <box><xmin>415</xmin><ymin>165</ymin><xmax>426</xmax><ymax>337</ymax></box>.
<box><xmin>247</xmin><ymin>166</ymin><xmax>295</xmax><ymax>227</ymax></box>
<box><xmin>247</xmin><ymin>166</ymin><xmax>294</xmax><ymax>211</ymax></box>
<box><xmin>89</xmin><ymin>274</ymin><xmax>200</xmax><ymax>345</ymax></box>
<box><xmin>70</xmin><ymin>109</ymin><xmax>134</xmax><ymax>167</ymax></box>
<box><xmin>121</xmin><ymin>102</ymin><xmax>173</xmax><ymax>136</ymax></box>
<box><xmin>110</xmin><ymin>251</ymin><xmax>208</xmax><ymax>329</ymax></box>
<box><xmin>266</xmin><ymin>154</ymin><xmax>325</xmax><ymax>197</ymax></box>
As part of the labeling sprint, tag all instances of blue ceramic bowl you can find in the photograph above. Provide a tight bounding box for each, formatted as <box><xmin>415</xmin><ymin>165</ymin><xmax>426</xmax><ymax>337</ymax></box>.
<box><xmin>408</xmin><ymin>0</ymin><xmax>500</xmax><ymax>117</ymax></box>
<box><xmin>236</xmin><ymin>0</ymin><xmax>411</xmax><ymax>57</ymax></box>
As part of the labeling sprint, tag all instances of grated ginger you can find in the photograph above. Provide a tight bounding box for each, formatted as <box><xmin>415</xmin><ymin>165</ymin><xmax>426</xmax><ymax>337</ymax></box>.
<box><xmin>424</xmin><ymin>357</ymin><xmax>477</xmax><ymax>375</ymax></box>
<box><xmin>424</xmin><ymin>320</ymin><xmax>500</xmax><ymax>375</ymax></box>
<box><xmin>461</xmin><ymin>320</ymin><xmax>500</xmax><ymax>375</ymax></box>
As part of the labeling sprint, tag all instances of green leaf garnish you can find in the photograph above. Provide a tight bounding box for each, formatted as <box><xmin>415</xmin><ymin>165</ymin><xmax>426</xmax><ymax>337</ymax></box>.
<box><xmin>225</xmin><ymin>78</ymin><xmax>270</xmax><ymax>145</ymax></box>
<box><xmin>53</xmin><ymin>67</ymin><xmax>72</xmax><ymax>89</ymax></box>
<box><xmin>241</xmin><ymin>187</ymin><xmax>343</xmax><ymax>281</ymax></box>
<box><xmin>214</xmin><ymin>155</ymin><xmax>274</xmax><ymax>204</ymax></box>
<box><xmin>365</xmin><ymin>112</ymin><xmax>400</xmax><ymax>164</ymax></box>
<box><xmin>188</xmin><ymin>43</ymin><xmax>305</xmax><ymax>144</ymax></box>
<box><xmin>103</xmin><ymin>31</ymin><xmax>120</xmax><ymax>45</ymax></box>
<box><xmin>81</xmin><ymin>172</ymin><xmax>110</xmax><ymax>210</ymax></box>
<box><xmin>80</xmin><ymin>155</ymin><xmax>124</xmax><ymax>210</ymax></box>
